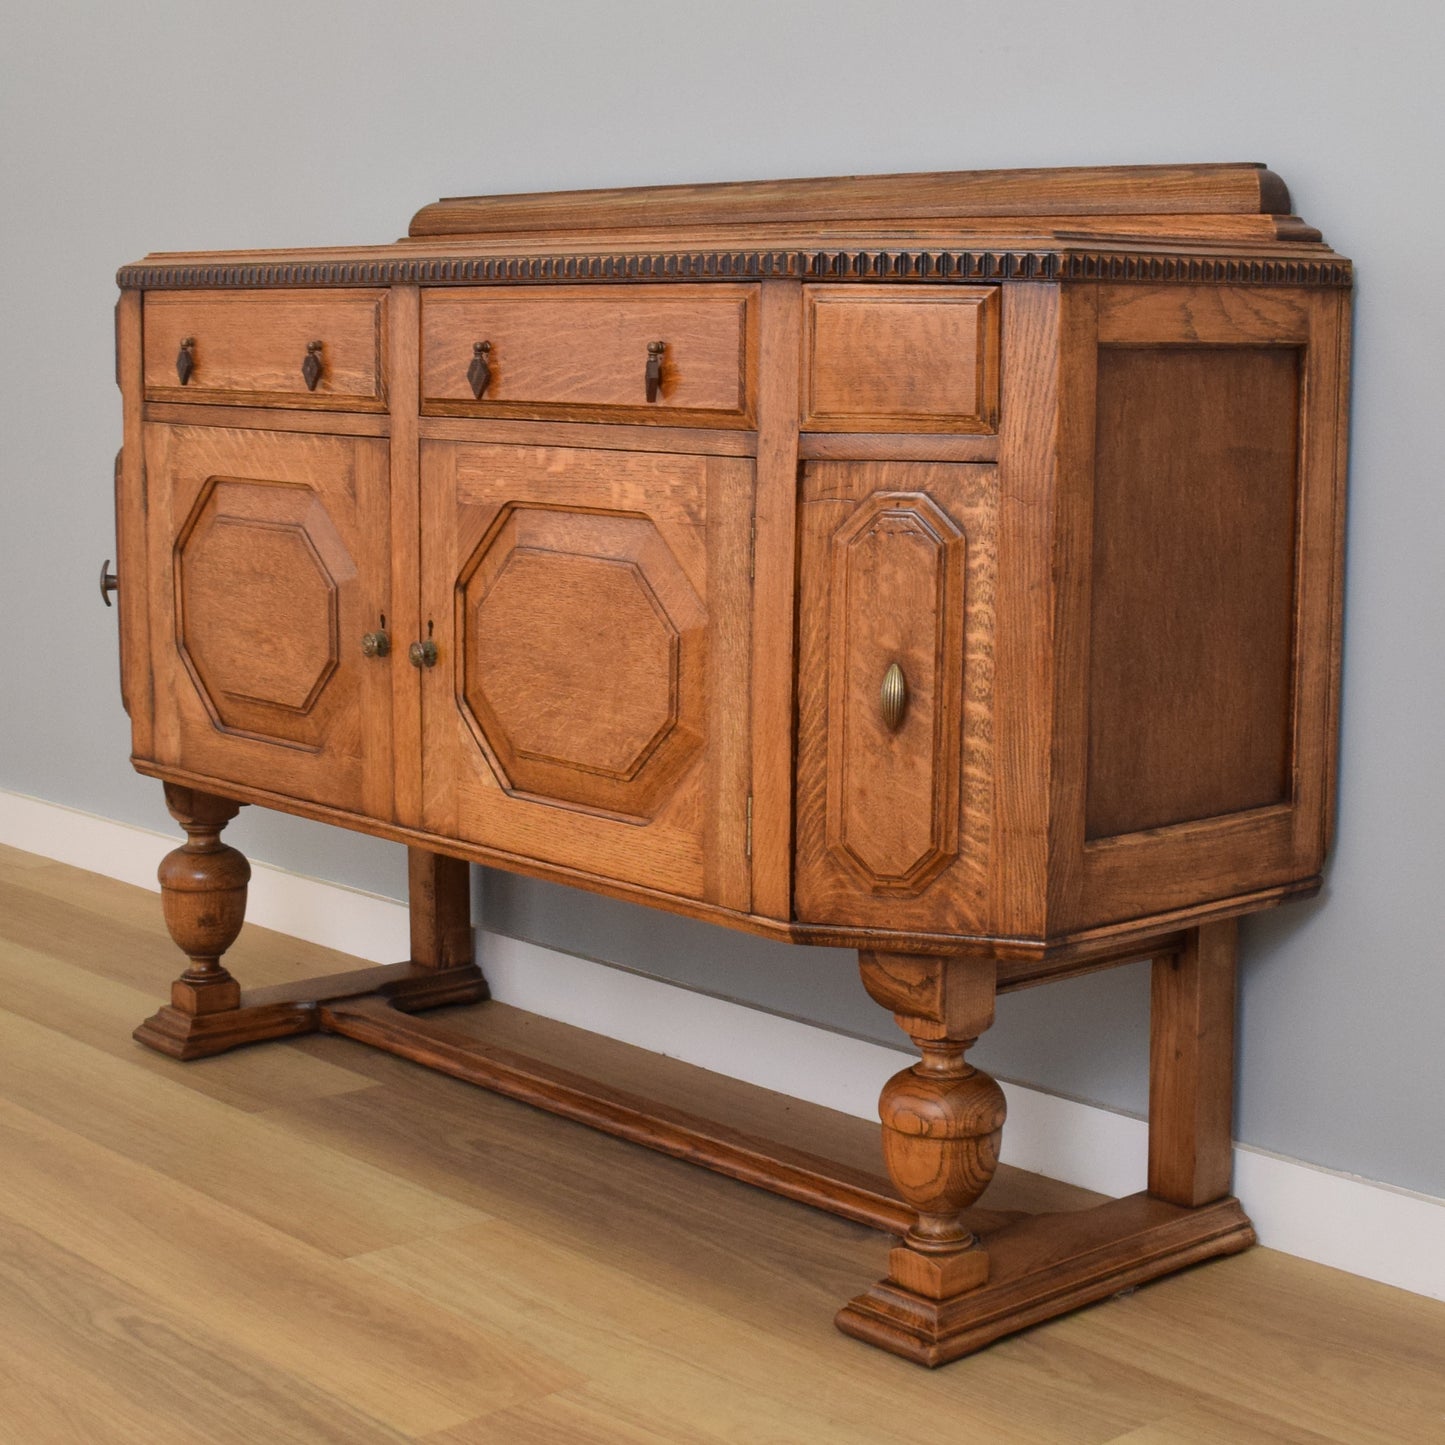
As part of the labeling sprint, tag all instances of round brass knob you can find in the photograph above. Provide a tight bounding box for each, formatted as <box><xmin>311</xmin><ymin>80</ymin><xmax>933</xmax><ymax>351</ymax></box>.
<box><xmin>408</xmin><ymin>639</ymin><xmax>438</xmax><ymax>669</ymax></box>
<box><xmin>361</xmin><ymin>630</ymin><xmax>390</xmax><ymax>658</ymax></box>
<box><xmin>99</xmin><ymin>559</ymin><xmax>119</xmax><ymax>607</ymax></box>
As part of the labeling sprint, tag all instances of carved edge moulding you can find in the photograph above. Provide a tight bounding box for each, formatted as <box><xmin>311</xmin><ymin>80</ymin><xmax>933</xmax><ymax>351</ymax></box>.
<box><xmin>108</xmin><ymin>164</ymin><xmax>1351</xmax><ymax>1367</ymax></box>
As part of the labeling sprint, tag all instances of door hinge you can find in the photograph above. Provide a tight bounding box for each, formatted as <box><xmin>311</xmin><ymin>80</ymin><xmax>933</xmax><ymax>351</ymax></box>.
<box><xmin>746</xmin><ymin>794</ymin><xmax>753</xmax><ymax>858</ymax></box>
<box><xmin>749</xmin><ymin>511</ymin><xmax>757</xmax><ymax>581</ymax></box>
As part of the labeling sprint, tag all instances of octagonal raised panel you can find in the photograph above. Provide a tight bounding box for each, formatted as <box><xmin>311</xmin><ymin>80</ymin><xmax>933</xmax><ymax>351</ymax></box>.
<box><xmin>175</xmin><ymin>475</ymin><xmax>350</xmax><ymax>748</ymax></box>
<box><xmin>825</xmin><ymin>492</ymin><xmax>967</xmax><ymax>892</ymax></box>
<box><xmin>457</xmin><ymin>503</ymin><xmax>706</xmax><ymax>818</ymax></box>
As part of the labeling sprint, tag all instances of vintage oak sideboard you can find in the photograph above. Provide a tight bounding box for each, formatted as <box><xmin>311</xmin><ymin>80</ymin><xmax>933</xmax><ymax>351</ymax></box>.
<box><xmin>106</xmin><ymin>164</ymin><xmax>1351</xmax><ymax>1365</ymax></box>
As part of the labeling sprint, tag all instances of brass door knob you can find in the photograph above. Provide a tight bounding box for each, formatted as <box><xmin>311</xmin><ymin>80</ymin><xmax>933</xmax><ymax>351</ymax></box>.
<box><xmin>880</xmin><ymin>662</ymin><xmax>908</xmax><ymax>731</ymax></box>
<box><xmin>408</xmin><ymin>639</ymin><xmax>438</xmax><ymax>669</ymax></box>
<box><xmin>361</xmin><ymin>630</ymin><xmax>390</xmax><ymax>658</ymax></box>
<box><xmin>99</xmin><ymin>559</ymin><xmax>119</xmax><ymax>607</ymax></box>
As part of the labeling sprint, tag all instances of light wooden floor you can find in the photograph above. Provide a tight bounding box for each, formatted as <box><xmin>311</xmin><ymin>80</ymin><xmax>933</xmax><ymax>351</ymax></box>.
<box><xmin>1</xmin><ymin>841</ymin><xmax>1442</xmax><ymax>1444</ymax></box>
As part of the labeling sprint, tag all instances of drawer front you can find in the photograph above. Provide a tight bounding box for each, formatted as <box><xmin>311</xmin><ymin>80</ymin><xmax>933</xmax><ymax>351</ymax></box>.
<box><xmin>144</xmin><ymin>289</ymin><xmax>386</xmax><ymax>409</ymax></box>
<box><xmin>421</xmin><ymin>284</ymin><xmax>756</xmax><ymax>424</ymax></box>
<box><xmin>803</xmin><ymin>285</ymin><xmax>999</xmax><ymax>433</ymax></box>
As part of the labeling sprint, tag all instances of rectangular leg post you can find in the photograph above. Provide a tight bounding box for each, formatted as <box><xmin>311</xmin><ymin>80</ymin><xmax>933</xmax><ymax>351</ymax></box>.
<box><xmin>408</xmin><ymin>848</ymin><xmax>474</xmax><ymax>971</ymax></box>
<box><xmin>1149</xmin><ymin>918</ymin><xmax>1238</xmax><ymax>1207</ymax></box>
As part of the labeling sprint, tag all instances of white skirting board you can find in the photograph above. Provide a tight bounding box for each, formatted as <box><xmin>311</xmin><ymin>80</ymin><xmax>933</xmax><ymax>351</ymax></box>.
<box><xmin>3</xmin><ymin>785</ymin><xmax>1441</xmax><ymax>1304</ymax></box>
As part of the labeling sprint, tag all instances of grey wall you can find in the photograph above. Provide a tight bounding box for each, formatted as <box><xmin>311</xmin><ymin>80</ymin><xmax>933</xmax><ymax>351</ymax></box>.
<box><xmin>3</xmin><ymin>0</ymin><xmax>1441</xmax><ymax>1195</ymax></box>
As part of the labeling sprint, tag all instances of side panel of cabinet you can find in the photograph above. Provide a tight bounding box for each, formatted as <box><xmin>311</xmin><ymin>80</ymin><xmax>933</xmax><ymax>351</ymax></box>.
<box><xmin>419</xmin><ymin>441</ymin><xmax>752</xmax><ymax>906</ymax></box>
<box><xmin>794</xmin><ymin>461</ymin><xmax>997</xmax><ymax>933</ymax></box>
<box><xmin>1052</xmin><ymin>284</ymin><xmax>1351</xmax><ymax>931</ymax></box>
<box><xmin>142</xmin><ymin>425</ymin><xmax>394</xmax><ymax>818</ymax></box>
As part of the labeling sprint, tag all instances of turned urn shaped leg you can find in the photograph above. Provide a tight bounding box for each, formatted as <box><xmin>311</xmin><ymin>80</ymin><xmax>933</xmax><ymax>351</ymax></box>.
<box><xmin>133</xmin><ymin>784</ymin><xmax>250</xmax><ymax>1058</ymax></box>
<box><xmin>836</xmin><ymin>951</ymin><xmax>1006</xmax><ymax>1359</ymax></box>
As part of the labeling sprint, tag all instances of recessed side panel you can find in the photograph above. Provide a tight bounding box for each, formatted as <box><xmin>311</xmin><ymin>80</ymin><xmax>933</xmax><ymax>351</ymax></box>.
<box><xmin>1085</xmin><ymin>346</ymin><xmax>1300</xmax><ymax>840</ymax></box>
<box><xmin>1060</xmin><ymin>284</ymin><xmax>1350</xmax><ymax>934</ymax></box>
<box><xmin>794</xmin><ymin>461</ymin><xmax>996</xmax><ymax>933</ymax></box>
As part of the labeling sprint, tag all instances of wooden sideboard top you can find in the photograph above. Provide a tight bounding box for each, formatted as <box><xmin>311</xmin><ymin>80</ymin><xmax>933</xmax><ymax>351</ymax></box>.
<box><xmin>117</xmin><ymin>162</ymin><xmax>1351</xmax><ymax>291</ymax></box>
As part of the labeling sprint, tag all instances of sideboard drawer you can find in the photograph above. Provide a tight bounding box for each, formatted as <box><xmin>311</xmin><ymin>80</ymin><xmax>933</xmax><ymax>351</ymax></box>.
<box><xmin>803</xmin><ymin>285</ymin><xmax>1000</xmax><ymax>433</ymax></box>
<box><xmin>421</xmin><ymin>284</ymin><xmax>756</xmax><ymax>424</ymax></box>
<box><xmin>143</xmin><ymin>289</ymin><xmax>387</xmax><ymax>410</ymax></box>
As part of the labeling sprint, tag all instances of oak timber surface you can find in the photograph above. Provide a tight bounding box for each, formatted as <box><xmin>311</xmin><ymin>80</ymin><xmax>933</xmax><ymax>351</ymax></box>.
<box><xmin>2</xmin><ymin>841</ymin><xmax>1442</xmax><ymax>1444</ymax></box>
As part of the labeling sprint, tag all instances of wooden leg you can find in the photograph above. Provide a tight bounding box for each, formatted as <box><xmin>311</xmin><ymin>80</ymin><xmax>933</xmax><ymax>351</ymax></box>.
<box><xmin>1149</xmin><ymin>919</ymin><xmax>1238</xmax><ymax>1206</ymax></box>
<box><xmin>134</xmin><ymin>799</ymin><xmax>488</xmax><ymax>1061</ymax></box>
<box><xmin>407</xmin><ymin>847</ymin><xmax>474</xmax><ymax>971</ymax></box>
<box><xmin>133</xmin><ymin>784</ymin><xmax>251</xmax><ymax>1057</ymax></box>
<box><xmin>836</xmin><ymin>937</ymin><xmax>1255</xmax><ymax>1366</ymax></box>
<box><xmin>835</xmin><ymin>952</ymin><xmax>1005</xmax><ymax>1348</ymax></box>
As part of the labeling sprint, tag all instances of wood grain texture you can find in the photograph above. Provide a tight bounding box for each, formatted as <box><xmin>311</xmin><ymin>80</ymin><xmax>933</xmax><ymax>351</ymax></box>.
<box><xmin>989</xmin><ymin>282</ymin><xmax>1062</xmax><ymax>939</ymax></box>
<box><xmin>803</xmin><ymin>285</ymin><xmax>999</xmax><ymax>432</ymax></box>
<box><xmin>1086</xmin><ymin>345</ymin><xmax>1300</xmax><ymax>839</ymax></box>
<box><xmin>142</xmin><ymin>424</ymin><xmax>393</xmax><ymax>818</ymax></box>
<box><xmin>1149</xmin><ymin>922</ymin><xmax>1238</xmax><ymax>1207</ymax></box>
<box><xmin>1068</xmin><ymin>285</ymin><xmax>1350</xmax><ymax>931</ymax></box>
<box><xmin>795</xmin><ymin>462</ymin><xmax>996</xmax><ymax>932</ymax></box>
<box><xmin>407</xmin><ymin>163</ymin><xmax>1295</xmax><ymax>236</ymax></box>
<box><xmin>745</xmin><ymin>281</ymin><xmax>803</xmax><ymax>920</ymax></box>
<box><xmin>419</xmin><ymin>441</ymin><xmax>750</xmax><ymax>903</ymax></box>
<box><xmin>127</xmin><ymin>751</ymin><xmax>1314</xmax><ymax>976</ymax></box>
<box><xmin>10</xmin><ymin>844</ymin><xmax>1445</xmax><ymax>1442</ymax></box>
<box><xmin>421</xmin><ymin>284</ymin><xmax>756</xmax><ymax>425</ymax></box>
<box><xmin>798</xmin><ymin>430</ymin><xmax>999</xmax><ymax>463</ymax></box>
<box><xmin>386</xmin><ymin>285</ymin><xmax>425</xmax><ymax>829</ymax></box>
<box><xmin>108</xmin><ymin>168</ymin><xmax>1354</xmax><ymax>1371</ymax></box>
<box><xmin>115</xmin><ymin>290</ymin><xmax>153</xmax><ymax>753</ymax></box>
<box><xmin>144</xmin><ymin>399</ymin><xmax>392</xmax><ymax>436</ymax></box>
<box><xmin>417</xmin><ymin>413</ymin><xmax>755</xmax><ymax>456</ymax></box>
<box><xmin>407</xmin><ymin>849</ymin><xmax>474</xmax><ymax>971</ymax></box>
<box><xmin>144</xmin><ymin>289</ymin><xmax>387</xmax><ymax>410</ymax></box>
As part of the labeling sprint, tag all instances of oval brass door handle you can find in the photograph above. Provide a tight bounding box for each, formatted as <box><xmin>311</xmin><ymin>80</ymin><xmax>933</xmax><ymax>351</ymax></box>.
<box><xmin>99</xmin><ymin>559</ymin><xmax>118</xmax><ymax>607</ymax></box>
<box><xmin>176</xmin><ymin>337</ymin><xmax>195</xmax><ymax>385</ymax></box>
<box><xmin>880</xmin><ymin>662</ymin><xmax>908</xmax><ymax>731</ymax></box>
<box><xmin>361</xmin><ymin>629</ymin><xmax>390</xmax><ymax>658</ymax></box>
<box><xmin>408</xmin><ymin>639</ymin><xmax>438</xmax><ymax>669</ymax></box>
<box><xmin>467</xmin><ymin>340</ymin><xmax>493</xmax><ymax>399</ymax></box>
<box><xmin>645</xmin><ymin>340</ymin><xmax>666</xmax><ymax>402</ymax></box>
<box><xmin>301</xmin><ymin>340</ymin><xmax>324</xmax><ymax>391</ymax></box>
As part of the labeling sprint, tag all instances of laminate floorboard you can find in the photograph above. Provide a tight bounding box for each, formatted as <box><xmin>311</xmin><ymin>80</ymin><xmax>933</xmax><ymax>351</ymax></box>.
<box><xmin>1</xmin><ymin>840</ymin><xmax>1442</xmax><ymax>1443</ymax></box>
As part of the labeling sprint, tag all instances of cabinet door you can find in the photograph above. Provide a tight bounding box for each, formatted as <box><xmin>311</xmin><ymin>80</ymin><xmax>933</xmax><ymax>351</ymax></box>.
<box><xmin>143</xmin><ymin>425</ymin><xmax>393</xmax><ymax>817</ymax></box>
<box><xmin>420</xmin><ymin>441</ymin><xmax>752</xmax><ymax>906</ymax></box>
<box><xmin>794</xmin><ymin>462</ymin><xmax>997</xmax><ymax>933</ymax></box>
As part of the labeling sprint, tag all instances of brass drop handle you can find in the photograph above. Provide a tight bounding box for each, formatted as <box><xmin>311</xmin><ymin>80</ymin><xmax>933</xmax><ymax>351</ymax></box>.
<box><xmin>408</xmin><ymin>639</ymin><xmax>438</xmax><ymax>669</ymax></box>
<box><xmin>301</xmin><ymin>340</ymin><xmax>324</xmax><ymax>391</ymax></box>
<box><xmin>99</xmin><ymin>559</ymin><xmax>119</xmax><ymax>607</ymax></box>
<box><xmin>361</xmin><ymin>629</ymin><xmax>390</xmax><ymax>658</ymax></box>
<box><xmin>176</xmin><ymin>337</ymin><xmax>195</xmax><ymax>385</ymax></box>
<box><xmin>467</xmin><ymin>340</ymin><xmax>493</xmax><ymax>399</ymax></box>
<box><xmin>645</xmin><ymin>340</ymin><xmax>666</xmax><ymax>402</ymax></box>
<box><xmin>880</xmin><ymin>661</ymin><xmax>908</xmax><ymax>731</ymax></box>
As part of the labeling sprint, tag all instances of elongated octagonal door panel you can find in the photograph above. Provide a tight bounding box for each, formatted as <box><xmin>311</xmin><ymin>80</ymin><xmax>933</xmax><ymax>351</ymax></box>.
<box><xmin>794</xmin><ymin>461</ymin><xmax>997</xmax><ymax>933</ymax></box>
<box><xmin>144</xmin><ymin>425</ymin><xmax>393</xmax><ymax>817</ymax></box>
<box><xmin>421</xmin><ymin>442</ymin><xmax>752</xmax><ymax>906</ymax></box>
